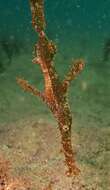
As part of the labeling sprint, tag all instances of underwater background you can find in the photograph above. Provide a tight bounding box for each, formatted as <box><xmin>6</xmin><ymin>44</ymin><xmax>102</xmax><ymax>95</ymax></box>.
<box><xmin>0</xmin><ymin>0</ymin><xmax>110</xmax><ymax>189</ymax></box>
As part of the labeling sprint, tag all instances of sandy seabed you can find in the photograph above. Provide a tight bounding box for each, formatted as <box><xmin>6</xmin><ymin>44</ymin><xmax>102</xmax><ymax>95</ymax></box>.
<box><xmin>0</xmin><ymin>53</ymin><xmax>110</xmax><ymax>189</ymax></box>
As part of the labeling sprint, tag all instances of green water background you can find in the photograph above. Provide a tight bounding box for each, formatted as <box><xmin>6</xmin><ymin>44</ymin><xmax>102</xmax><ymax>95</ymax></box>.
<box><xmin>0</xmin><ymin>0</ymin><xmax>109</xmax><ymax>125</ymax></box>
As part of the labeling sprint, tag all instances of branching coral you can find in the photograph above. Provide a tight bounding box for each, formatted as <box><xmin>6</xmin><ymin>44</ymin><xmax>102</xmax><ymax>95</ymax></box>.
<box><xmin>17</xmin><ymin>0</ymin><xmax>85</xmax><ymax>177</ymax></box>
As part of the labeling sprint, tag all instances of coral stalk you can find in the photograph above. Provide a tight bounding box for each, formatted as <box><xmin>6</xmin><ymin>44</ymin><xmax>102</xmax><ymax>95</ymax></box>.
<box><xmin>17</xmin><ymin>0</ymin><xmax>85</xmax><ymax>176</ymax></box>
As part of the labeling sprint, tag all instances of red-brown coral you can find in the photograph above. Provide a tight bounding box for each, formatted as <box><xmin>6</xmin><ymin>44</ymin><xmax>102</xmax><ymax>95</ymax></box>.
<box><xmin>0</xmin><ymin>155</ymin><xmax>32</xmax><ymax>190</ymax></box>
<box><xmin>0</xmin><ymin>155</ymin><xmax>10</xmax><ymax>190</ymax></box>
<box><xmin>17</xmin><ymin>0</ymin><xmax>85</xmax><ymax>177</ymax></box>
